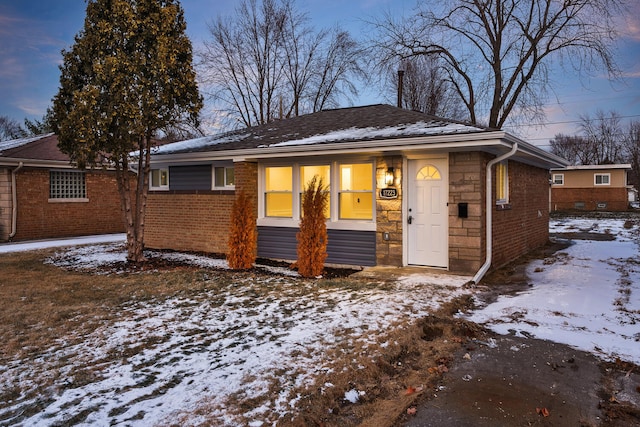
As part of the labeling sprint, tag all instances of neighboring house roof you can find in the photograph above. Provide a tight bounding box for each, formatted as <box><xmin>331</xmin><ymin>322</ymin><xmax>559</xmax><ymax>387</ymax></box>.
<box><xmin>551</xmin><ymin>164</ymin><xmax>632</xmax><ymax>171</ymax></box>
<box><xmin>0</xmin><ymin>133</ymin><xmax>71</xmax><ymax>167</ymax></box>
<box><xmin>151</xmin><ymin>104</ymin><xmax>568</xmax><ymax>169</ymax></box>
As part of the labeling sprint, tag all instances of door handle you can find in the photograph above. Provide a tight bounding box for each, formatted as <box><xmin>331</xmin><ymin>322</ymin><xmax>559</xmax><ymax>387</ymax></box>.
<box><xmin>408</xmin><ymin>215</ymin><xmax>413</xmax><ymax>224</ymax></box>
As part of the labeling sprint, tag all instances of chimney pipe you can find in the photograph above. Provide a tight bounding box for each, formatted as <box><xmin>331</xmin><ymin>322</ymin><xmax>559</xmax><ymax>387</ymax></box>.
<box><xmin>397</xmin><ymin>69</ymin><xmax>404</xmax><ymax>108</ymax></box>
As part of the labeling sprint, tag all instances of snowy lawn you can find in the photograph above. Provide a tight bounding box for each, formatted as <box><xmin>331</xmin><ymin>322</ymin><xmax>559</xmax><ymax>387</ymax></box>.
<box><xmin>2</xmin><ymin>214</ymin><xmax>639</xmax><ymax>426</ymax></box>
<box><xmin>0</xmin><ymin>244</ymin><xmax>472</xmax><ymax>426</ymax></box>
<box><xmin>466</xmin><ymin>214</ymin><xmax>640</xmax><ymax>365</ymax></box>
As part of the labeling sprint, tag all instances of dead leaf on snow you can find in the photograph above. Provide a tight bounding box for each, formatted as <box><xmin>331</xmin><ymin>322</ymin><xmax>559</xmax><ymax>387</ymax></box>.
<box><xmin>536</xmin><ymin>407</ymin><xmax>550</xmax><ymax>417</ymax></box>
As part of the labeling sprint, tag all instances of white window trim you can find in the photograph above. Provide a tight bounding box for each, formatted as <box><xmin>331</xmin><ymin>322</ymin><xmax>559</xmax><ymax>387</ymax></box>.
<box><xmin>552</xmin><ymin>173</ymin><xmax>564</xmax><ymax>185</ymax></box>
<box><xmin>150</xmin><ymin>168</ymin><xmax>169</xmax><ymax>191</ymax></box>
<box><xmin>594</xmin><ymin>173</ymin><xmax>610</xmax><ymax>186</ymax></box>
<box><xmin>212</xmin><ymin>165</ymin><xmax>235</xmax><ymax>189</ymax></box>
<box><xmin>257</xmin><ymin>160</ymin><xmax>377</xmax><ymax>231</ymax></box>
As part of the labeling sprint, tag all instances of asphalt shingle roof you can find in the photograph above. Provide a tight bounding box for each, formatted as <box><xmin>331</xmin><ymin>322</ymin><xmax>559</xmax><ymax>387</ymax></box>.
<box><xmin>0</xmin><ymin>133</ymin><xmax>68</xmax><ymax>161</ymax></box>
<box><xmin>154</xmin><ymin>104</ymin><xmax>489</xmax><ymax>155</ymax></box>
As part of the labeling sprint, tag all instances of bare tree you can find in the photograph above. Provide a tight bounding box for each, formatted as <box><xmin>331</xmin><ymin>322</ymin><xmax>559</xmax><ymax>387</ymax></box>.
<box><xmin>623</xmin><ymin>120</ymin><xmax>640</xmax><ymax>191</ymax></box>
<box><xmin>386</xmin><ymin>56</ymin><xmax>466</xmax><ymax>118</ymax></box>
<box><xmin>549</xmin><ymin>134</ymin><xmax>593</xmax><ymax>165</ymax></box>
<box><xmin>199</xmin><ymin>0</ymin><xmax>365</xmax><ymax>129</ymax></box>
<box><xmin>371</xmin><ymin>0</ymin><xmax>623</xmax><ymax>129</ymax></box>
<box><xmin>579</xmin><ymin>110</ymin><xmax>625</xmax><ymax>164</ymax></box>
<box><xmin>0</xmin><ymin>116</ymin><xmax>27</xmax><ymax>140</ymax></box>
<box><xmin>550</xmin><ymin>110</ymin><xmax>628</xmax><ymax>165</ymax></box>
<box><xmin>200</xmin><ymin>0</ymin><xmax>285</xmax><ymax>128</ymax></box>
<box><xmin>309</xmin><ymin>28</ymin><xmax>366</xmax><ymax>113</ymax></box>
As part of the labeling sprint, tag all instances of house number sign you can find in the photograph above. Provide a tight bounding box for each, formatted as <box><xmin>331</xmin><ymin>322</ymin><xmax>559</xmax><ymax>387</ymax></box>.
<box><xmin>379</xmin><ymin>187</ymin><xmax>398</xmax><ymax>199</ymax></box>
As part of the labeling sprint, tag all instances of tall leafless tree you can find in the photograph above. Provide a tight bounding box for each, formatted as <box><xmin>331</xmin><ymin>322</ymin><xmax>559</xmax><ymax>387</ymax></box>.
<box><xmin>579</xmin><ymin>110</ymin><xmax>625</xmax><ymax>164</ymax></box>
<box><xmin>371</xmin><ymin>0</ymin><xmax>624</xmax><ymax>129</ymax></box>
<box><xmin>549</xmin><ymin>134</ymin><xmax>593</xmax><ymax>165</ymax></box>
<box><xmin>386</xmin><ymin>56</ymin><xmax>466</xmax><ymax>119</ymax></box>
<box><xmin>623</xmin><ymin>120</ymin><xmax>640</xmax><ymax>191</ymax></box>
<box><xmin>199</xmin><ymin>0</ymin><xmax>365</xmax><ymax>129</ymax></box>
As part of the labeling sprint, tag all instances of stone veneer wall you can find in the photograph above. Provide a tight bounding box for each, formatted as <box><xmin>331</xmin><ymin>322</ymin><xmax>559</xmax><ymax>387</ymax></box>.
<box><xmin>375</xmin><ymin>155</ymin><xmax>403</xmax><ymax>266</ymax></box>
<box><xmin>448</xmin><ymin>152</ymin><xmax>485</xmax><ymax>274</ymax></box>
<box><xmin>0</xmin><ymin>168</ymin><xmax>11</xmax><ymax>241</ymax></box>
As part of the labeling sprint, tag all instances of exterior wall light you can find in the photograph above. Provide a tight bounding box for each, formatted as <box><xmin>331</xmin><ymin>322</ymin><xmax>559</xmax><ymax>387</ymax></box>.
<box><xmin>385</xmin><ymin>167</ymin><xmax>395</xmax><ymax>187</ymax></box>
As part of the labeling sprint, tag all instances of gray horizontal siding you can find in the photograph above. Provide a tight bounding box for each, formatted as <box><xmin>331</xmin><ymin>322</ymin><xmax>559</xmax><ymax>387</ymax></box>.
<box><xmin>257</xmin><ymin>226</ymin><xmax>376</xmax><ymax>266</ymax></box>
<box><xmin>169</xmin><ymin>165</ymin><xmax>211</xmax><ymax>191</ymax></box>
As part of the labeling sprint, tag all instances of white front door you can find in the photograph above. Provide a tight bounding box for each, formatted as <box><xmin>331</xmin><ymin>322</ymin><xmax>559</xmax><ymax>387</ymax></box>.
<box><xmin>407</xmin><ymin>157</ymin><xmax>449</xmax><ymax>267</ymax></box>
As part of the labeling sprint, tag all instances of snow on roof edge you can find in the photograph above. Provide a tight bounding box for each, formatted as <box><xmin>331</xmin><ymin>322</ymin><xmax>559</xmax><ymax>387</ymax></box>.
<box><xmin>0</xmin><ymin>133</ymin><xmax>54</xmax><ymax>154</ymax></box>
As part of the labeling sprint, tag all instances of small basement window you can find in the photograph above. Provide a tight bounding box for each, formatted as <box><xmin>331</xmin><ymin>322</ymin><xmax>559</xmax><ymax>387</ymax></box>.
<box><xmin>594</xmin><ymin>173</ymin><xmax>610</xmax><ymax>186</ymax></box>
<box><xmin>50</xmin><ymin>170</ymin><xmax>86</xmax><ymax>200</ymax></box>
<box><xmin>150</xmin><ymin>169</ymin><xmax>169</xmax><ymax>190</ymax></box>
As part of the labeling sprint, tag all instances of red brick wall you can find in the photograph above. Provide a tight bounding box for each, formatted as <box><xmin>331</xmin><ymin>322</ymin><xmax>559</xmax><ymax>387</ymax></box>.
<box><xmin>491</xmin><ymin>159</ymin><xmax>550</xmax><ymax>269</ymax></box>
<box><xmin>551</xmin><ymin>187</ymin><xmax>628</xmax><ymax>211</ymax></box>
<box><xmin>12</xmin><ymin>168</ymin><xmax>125</xmax><ymax>241</ymax></box>
<box><xmin>144</xmin><ymin>191</ymin><xmax>235</xmax><ymax>254</ymax></box>
<box><xmin>144</xmin><ymin>161</ymin><xmax>258</xmax><ymax>255</ymax></box>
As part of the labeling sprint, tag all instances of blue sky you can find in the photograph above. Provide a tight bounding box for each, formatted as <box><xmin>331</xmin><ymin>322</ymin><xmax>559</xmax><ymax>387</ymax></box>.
<box><xmin>1</xmin><ymin>0</ymin><xmax>639</xmax><ymax>147</ymax></box>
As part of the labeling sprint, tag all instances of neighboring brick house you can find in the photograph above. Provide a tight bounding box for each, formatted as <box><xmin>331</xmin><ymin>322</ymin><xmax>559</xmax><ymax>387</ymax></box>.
<box><xmin>550</xmin><ymin>164</ymin><xmax>632</xmax><ymax>212</ymax></box>
<box><xmin>146</xmin><ymin>104</ymin><xmax>567</xmax><ymax>280</ymax></box>
<box><xmin>0</xmin><ymin>133</ymin><xmax>126</xmax><ymax>242</ymax></box>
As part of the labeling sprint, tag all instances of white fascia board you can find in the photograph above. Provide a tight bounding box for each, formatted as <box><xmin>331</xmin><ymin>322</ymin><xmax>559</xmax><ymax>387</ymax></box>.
<box><xmin>150</xmin><ymin>131</ymin><xmax>509</xmax><ymax>164</ymax></box>
<box><xmin>149</xmin><ymin>130</ymin><xmax>568</xmax><ymax>169</ymax></box>
<box><xmin>0</xmin><ymin>158</ymin><xmax>76</xmax><ymax>168</ymax></box>
<box><xmin>552</xmin><ymin>164</ymin><xmax>632</xmax><ymax>171</ymax></box>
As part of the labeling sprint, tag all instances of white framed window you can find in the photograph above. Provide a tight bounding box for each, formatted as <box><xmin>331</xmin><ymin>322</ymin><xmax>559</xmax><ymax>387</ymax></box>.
<box><xmin>265</xmin><ymin>166</ymin><xmax>293</xmax><ymax>217</ymax></box>
<box><xmin>150</xmin><ymin>168</ymin><xmax>169</xmax><ymax>190</ymax></box>
<box><xmin>552</xmin><ymin>174</ymin><xmax>564</xmax><ymax>185</ymax></box>
<box><xmin>49</xmin><ymin>170</ymin><xmax>86</xmax><ymax>200</ymax></box>
<box><xmin>594</xmin><ymin>173</ymin><xmax>610</xmax><ymax>186</ymax></box>
<box><xmin>214</xmin><ymin>166</ymin><xmax>235</xmax><ymax>188</ymax></box>
<box><xmin>300</xmin><ymin>164</ymin><xmax>331</xmax><ymax>218</ymax></box>
<box><xmin>260</xmin><ymin>161</ymin><xmax>375</xmax><ymax>222</ymax></box>
<box><xmin>339</xmin><ymin>163</ymin><xmax>373</xmax><ymax>220</ymax></box>
<box><xmin>496</xmin><ymin>160</ymin><xmax>509</xmax><ymax>204</ymax></box>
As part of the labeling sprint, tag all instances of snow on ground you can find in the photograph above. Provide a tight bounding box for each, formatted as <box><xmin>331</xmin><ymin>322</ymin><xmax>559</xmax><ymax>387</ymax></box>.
<box><xmin>0</xmin><ymin>241</ymin><xmax>472</xmax><ymax>426</ymax></box>
<box><xmin>466</xmin><ymin>215</ymin><xmax>640</xmax><ymax>365</ymax></box>
<box><xmin>0</xmin><ymin>233</ymin><xmax>125</xmax><ymax>254</ymax></box>
<box><xmin>1</xmin><ymin>215</ymin><xmax>639</xmax><ymax>426</ymax></box>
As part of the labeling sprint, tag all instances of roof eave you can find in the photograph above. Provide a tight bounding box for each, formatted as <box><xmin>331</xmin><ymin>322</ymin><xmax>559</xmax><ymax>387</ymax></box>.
<box><xmin>150</xmin><ymin>130</ymin><xmax>567</xmax><ymax>169</ymax></box>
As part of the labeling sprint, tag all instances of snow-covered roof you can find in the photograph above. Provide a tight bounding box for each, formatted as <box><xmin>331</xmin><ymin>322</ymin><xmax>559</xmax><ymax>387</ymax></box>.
<box><xmin>152</xmin><ymin>104</ymin><xmax>489</xmax><ymax>156</ymax></box>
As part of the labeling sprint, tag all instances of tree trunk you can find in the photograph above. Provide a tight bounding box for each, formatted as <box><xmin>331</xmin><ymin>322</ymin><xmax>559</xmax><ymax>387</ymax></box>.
<box><xmin>114</xmin><ymin>137</ymin><xmax>151</xmax><ymax>264</ymax></box>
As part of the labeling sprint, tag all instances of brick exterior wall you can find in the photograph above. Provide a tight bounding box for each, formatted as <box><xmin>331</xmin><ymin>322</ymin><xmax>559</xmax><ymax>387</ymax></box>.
<box><xmin>145</xmin><ymin>191</ymin><xmax>235</xmax><ymax>254</ymax></box>
<box><xmin>551</xmin><ymin>187</ymin><xmax>628</xmax><ymax>211</ymax></box>
<box><xmin>5</xmin><ymin>168</ymin><xmax>125</xmax><ymax>242</ymax></box>
<box><xmin>144</xmin><ymin>161</ymin><xmax>258</xmax><ymax>255</ymax></box>
<box><xmin>491</xmin><ymin>158</ymin><xmax>550</xmax><ymax>269</ymax></box>
<box><xmin>448</xmin><ymin>152</ymin><xmax>484</xmax><ymax>274</ymax></box>
<box><xmin>375</xmin><ymin>155</ymin><xmax>403</xmax><ymax>265</ymax></box>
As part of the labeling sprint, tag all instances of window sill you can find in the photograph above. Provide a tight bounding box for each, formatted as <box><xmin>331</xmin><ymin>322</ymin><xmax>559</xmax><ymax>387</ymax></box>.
<box><xmin>48</xmin><ymin>198</ymin><xmax>89</xmax><ymax>203</ymax></box>
<box><xmin>495</xmin><ymin>203</ymin><xmax>512</xmax><ymax>211</ymax></box>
